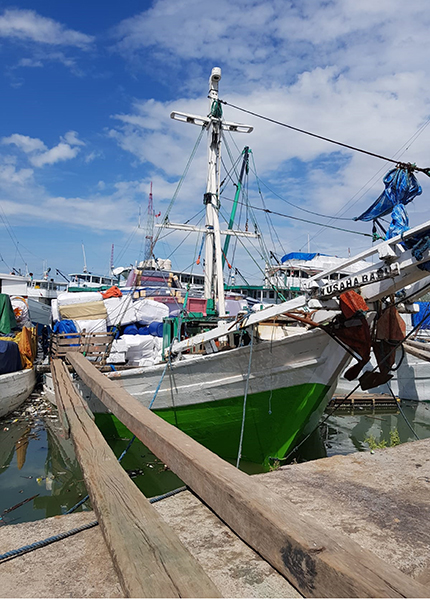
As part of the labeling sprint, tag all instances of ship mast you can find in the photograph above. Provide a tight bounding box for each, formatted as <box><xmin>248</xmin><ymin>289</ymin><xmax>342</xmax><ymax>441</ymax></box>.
<box><xmin>204</xmin><ymin>68</ymin><xmax>225</xmax><ymax>314</ymax></box>
<box><xmin>169</xmin><ymin>67</ymin><xmax>254</xmax><ymax>316</ymax></box>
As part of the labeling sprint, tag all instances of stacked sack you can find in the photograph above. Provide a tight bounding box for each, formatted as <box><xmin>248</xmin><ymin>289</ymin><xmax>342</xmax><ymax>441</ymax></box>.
<box><xmin>55</xmin><ymin>291</ymin><xmax>107</xmax><ymax>333</ymax></box>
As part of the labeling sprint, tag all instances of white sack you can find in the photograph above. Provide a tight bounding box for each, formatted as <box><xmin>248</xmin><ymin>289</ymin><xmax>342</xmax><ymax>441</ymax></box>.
<box><xmin>134</xmin><ymin>298</ymin><xmax>169</xmax><ymax>324</ymax></box>
<box><xmin>104</xmin><ymin>296</ymin><xmax>135</xmax><ymax>327</ymax></box>
<box><xmin>74</xmin><ymin>319</ymin><xmax>107</xmax><ymax>333</ymax></box>
<box><xmin>57</xmin><ymin>291</ymin><xmax>103</xmax><ymax>306</ymax></box>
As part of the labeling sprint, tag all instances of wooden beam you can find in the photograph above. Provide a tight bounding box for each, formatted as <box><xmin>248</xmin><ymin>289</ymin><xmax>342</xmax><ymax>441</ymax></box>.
<box><xmin>404</xmin><ymin>342</ymin><xmax>430</xmax><ymax>363</ymax></box>
<box><xmin>67</xmin><ymin>351</ymin><xmax>428</xmax><ymax>598</ymax></box>
<box><xmin>50</xmin><ymin>359</ymin><xmax>220</xmax><ymax>599</ymax></box>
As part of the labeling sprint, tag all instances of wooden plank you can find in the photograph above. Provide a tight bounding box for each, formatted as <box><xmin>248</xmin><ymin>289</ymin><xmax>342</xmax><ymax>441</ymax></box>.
<box><xmin>67</xmin><ymin>351</ymin><xmax>428</xmax><ymax>599</ymax></box>
<box><xmin>404</xmin><ymin>343</ymin><xmax>430</xmax><ymax>363</ymax></box>
<box><xmin>50</xmin><ymin>359</ymin><xmax>219</xmax><ymax>599</ymax></box>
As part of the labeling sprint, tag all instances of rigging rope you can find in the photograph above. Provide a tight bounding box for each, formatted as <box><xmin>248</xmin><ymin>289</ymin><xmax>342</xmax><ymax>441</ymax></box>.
<box><xmin>236</xmin><ymin>324</ymin><xmax>254</xmax><ymax>469</ymax></box>
<box><xmin>218</xmin><ymin>98</ymin><xmax>430</xmax><ymax>176</ymax></box>
<box><xmin>221</xmin><ymin>196</ymin><xmax>373</xmax><ymax>238</ymax></box>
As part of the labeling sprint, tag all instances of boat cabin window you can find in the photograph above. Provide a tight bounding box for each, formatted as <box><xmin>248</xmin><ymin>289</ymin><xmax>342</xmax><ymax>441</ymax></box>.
<box><xmin>92</xmin><ymin>276</ymin><xmax>100</xmax><ymax>284</ymax></box>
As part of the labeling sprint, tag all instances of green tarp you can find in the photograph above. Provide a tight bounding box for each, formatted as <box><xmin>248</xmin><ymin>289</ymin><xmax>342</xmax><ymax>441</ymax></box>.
<box><xmin>0</xmin><ymin>293</ymin><xmax>18</xmax><ymax>336</ymax></box>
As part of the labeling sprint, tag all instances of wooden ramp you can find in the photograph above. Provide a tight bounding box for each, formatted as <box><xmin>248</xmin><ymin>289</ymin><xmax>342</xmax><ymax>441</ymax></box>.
<box><xmin>50</xmin><ymin>359</ymin><xmax>220</xmax><ymax>599</ymax></box>
<box><xmin>62</xmin><ymin>352</ymin><xmax>428</xmax><ymax>599</ymax></box>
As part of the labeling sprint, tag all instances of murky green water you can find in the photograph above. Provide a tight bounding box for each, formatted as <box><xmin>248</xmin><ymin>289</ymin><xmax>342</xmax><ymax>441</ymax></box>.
<box><xmin>1</xmin><ymin>389</ymin><xmax>430</xmax><ymax>525</ymax></box>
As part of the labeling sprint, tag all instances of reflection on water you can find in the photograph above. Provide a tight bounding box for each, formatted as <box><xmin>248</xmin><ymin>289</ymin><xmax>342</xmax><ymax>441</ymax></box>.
<box><xmin>0</xmin><ymin>408</ymin><xmax>88</xmax><ymax>524</ymax></box>
<box><xmin>294</xmin><ymin>400</ymin><xmax>430</xmax><ymax>462</ymax></box>
<box><xmin>1</xmin><ymin>391</ymin><xmax>430</xmax><ymax>524</ymax></box>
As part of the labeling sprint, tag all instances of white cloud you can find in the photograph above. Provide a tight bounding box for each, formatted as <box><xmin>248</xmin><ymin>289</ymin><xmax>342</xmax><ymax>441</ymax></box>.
<box><xmin>2</xmin><ymin>134</ymin><xmax>47</xmax><ymax>153</ymax></box>
<box><xmin>0</xmin><ymin>163</ymin><xmax>33</xmax><ymax>185</ymax></box>
<box><xmin>2</xmin><ymin>132</ymin><xmax>84</xmax><ymax>168</ymax></box>
<box><xmin>0</xmin><ymin>9</ymin><xmax>94</xmax><ymax>48</ymax></box>
<box><xmin>85</xmin><ymin>151</ymin><xmax>102</xmax><ymax>164</ymax></box>
<box><xmin>30</xmin><ymin>143</ymin><xmax>80</xmax><ymax>167</ymax></box>
<box><xmin>17</xmin><ymin>58</ymin><xmax>43</xmax><ymax>68</ymax></box>
<box><xmin>61</xmin><ymin>131</ymin><xmax>86</xmax><ymax>147</ymax></box>
<box><xmin>108</xmin><ymin>0</ymin><xmax>430</xmax><ymax>258</ymax></box>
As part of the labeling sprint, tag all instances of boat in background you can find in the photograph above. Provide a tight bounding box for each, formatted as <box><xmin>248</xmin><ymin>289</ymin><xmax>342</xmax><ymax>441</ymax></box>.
<box><xmin>227</xmin><ymin>251</ymin><xmax>370</xmax><ymax>306</ymax></box>
<box><xmin>0</xmin><ymin>272</ymin><xmax>56</xmax><ymax>327</ymax></box>
<box><xmin>0</xmin><ymin>293</ymin><xmax>38</xmax><ymax>419</ymax></box>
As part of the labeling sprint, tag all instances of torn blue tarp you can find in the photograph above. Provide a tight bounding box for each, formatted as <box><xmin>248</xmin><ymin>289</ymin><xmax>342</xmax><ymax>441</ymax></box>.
<box><xmin>354</xmin><ymin>168</ymin><xmax>422</xmax><ymax>222</ymax></box>
<box><xmin>385</xmin><ymin>204</ymin><xmax>410</xmax><ymax>239</ymax></box>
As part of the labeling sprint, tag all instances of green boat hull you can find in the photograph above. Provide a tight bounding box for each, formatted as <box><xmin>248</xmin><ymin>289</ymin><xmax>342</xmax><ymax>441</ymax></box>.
<box><xmin>95</xmin><ymin>381</ymin><xmax>331</xmax><ymax>470</ymax></box>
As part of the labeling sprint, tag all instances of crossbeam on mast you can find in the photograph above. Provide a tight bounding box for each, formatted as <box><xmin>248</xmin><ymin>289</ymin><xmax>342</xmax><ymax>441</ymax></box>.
<box><xmin>156</xmin><ymin>222</ymin><xmax>259</xmax><ymax>238</ymax></box>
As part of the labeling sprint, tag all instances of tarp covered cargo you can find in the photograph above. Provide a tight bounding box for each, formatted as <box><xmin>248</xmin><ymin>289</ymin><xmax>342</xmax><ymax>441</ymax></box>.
<box><xmin>59</xmin><ymin>301</ymin><xmax>107</xmax><ymax>321</ymax></box>
<box><xmin>0</xmin><ymin>294</ymin><xmax>18</xmax><ymax>336</ymax></box>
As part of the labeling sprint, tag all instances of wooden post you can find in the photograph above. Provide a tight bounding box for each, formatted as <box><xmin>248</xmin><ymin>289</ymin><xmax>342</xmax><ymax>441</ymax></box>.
<box><xmin>50</xmin><ymin>359</ymin><xmax>220</xmax><ymax>599</ymax></box>
<box><xmin>66</xmin><ymin>352</ymin><xmax>427</xmax><ymax>598</ymax></box>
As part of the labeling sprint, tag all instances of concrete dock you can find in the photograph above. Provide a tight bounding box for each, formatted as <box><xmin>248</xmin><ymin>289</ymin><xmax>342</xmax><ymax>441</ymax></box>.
<box><xmin>0</xmin><ymin>437</ymin><xmax>429</xmax><ymax>597</ymax></box>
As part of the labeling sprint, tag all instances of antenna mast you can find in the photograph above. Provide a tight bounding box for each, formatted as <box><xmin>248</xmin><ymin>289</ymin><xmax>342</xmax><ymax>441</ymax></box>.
<box><xmin>110</xmin><ymin>243</ymin><xmax>114</xmax><ymax>274</ymax></box>
<box><xmin>82</xmin><ymin>243</ymin><xmax>88</xmax><ymax>273</ymax></box>
<box><xmin>144</xmin><ymin>182</ymin><xmax>154</xmax><ymax>262</ymax></box>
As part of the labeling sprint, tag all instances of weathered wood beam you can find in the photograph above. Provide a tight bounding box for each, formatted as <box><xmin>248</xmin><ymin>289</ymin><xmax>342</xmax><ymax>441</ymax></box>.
<box><xmin>67</xmin><ymin>351</ymin><xmax>428</xmax><ymax>598</ymax></box>
<box><xmin>51</xmin><ymin>359</ymin><xmax>220</xmax><ymax>599</ymax></box>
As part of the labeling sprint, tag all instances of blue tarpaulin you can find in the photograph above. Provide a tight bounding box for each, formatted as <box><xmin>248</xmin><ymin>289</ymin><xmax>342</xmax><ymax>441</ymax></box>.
<box><xmin>411</xmin><ymin>302</ymin><xmax>430</xmax><ymax>330</ymax></box>
<box><xmin>53</xmin><ymin>320</ymin><xmax>77</xmax><ymax>335</ymax></box>
<box><xmin>281</xmin><ymin>252</ymin><xmax>328</xmax><ymax>263</ymax></box>
<box><xmin>385</xmin><ymin>204</ymin><xmax>410</xmax><ymax>239</ymax></box>
<box><xmin>354</xmin><ymin>168</ymin><xmax>421</xmax><ymax>222</ymax></box>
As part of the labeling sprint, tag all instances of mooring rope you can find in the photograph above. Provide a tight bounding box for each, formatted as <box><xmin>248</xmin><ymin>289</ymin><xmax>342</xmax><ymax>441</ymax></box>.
<box><xmin>0</xmin><ymin>487</ymin><xmax>188</xmax><ymax>563</ymax></box>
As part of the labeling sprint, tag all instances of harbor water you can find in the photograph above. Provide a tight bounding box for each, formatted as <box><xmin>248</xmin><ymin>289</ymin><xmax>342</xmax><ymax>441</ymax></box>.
<box><xmin>1</xmin><ymin>386</ymin><xmax>430</xmax><ymax>524</ymax></box>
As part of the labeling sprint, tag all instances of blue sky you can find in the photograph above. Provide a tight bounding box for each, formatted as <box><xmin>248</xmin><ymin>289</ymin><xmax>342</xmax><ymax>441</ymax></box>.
<box><xmin>1</xmin><ymin>0</ymin><xmax>430</xmax><ymax>282</ymax></box>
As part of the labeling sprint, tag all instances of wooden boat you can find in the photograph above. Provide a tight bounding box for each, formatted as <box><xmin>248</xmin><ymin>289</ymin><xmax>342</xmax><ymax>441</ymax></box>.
<box><xmin>47</xmin><ymin>67</ymin><xmax>430</xmax><ymax>468</ymax></box>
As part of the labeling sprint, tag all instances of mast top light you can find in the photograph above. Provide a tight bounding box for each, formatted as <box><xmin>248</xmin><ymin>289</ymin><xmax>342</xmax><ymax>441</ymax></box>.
<box><xmin>211</xmin><ymin>67</ymin><xmax>221</xmax><ymax>83</ymax></box>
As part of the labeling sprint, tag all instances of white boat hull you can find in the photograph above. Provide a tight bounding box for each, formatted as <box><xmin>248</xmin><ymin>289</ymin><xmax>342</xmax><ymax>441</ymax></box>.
<box><xmin>0</xmin><ymin>368</ymin><xmax>36</xmax><ymax>418</ymax></box>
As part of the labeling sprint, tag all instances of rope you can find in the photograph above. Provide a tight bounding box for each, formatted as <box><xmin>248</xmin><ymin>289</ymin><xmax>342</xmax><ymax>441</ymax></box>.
<box><xmin>386</xmin><ymin>384</ymin><xmax>420</xmax><ymax>441</ymax></box>
<box><xmin>236</xmin><ymin>325</ymin><xmax>254</xmax><ymax>469</ymax></box>
<box><xmin>221</xmin><ymin>195</ymin><xmax>373</xmax><ymax>237</ymax></box>
<box><xmin>152</xmin><ymin>126</ymin><xmax>205</xmax><ymax>250</ymax></box>
<box><xmin>149</xmin><ymin>361</ymin><xmax>169</xmax><ymax>410</ymax></box>
<box><xmin>218</xmin><ymin>98</ymin><xmax>430</xmax><ymax>176</ymax></box>
<box><xmin>0</xmin><ymin>487</ymin><xmax>188</xmax><ymax>563</ymax></box>
<box><xmin>0</xmin><ymin>521</ymin><xmax>99</xmax><ymax>562</ymax></box>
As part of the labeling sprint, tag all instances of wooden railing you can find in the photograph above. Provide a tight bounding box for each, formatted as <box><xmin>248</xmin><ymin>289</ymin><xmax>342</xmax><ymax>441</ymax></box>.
<box><xmin>50</xmin><ymin>331</ymin><xmax>114</xmax><ymax>365</ymax></box>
